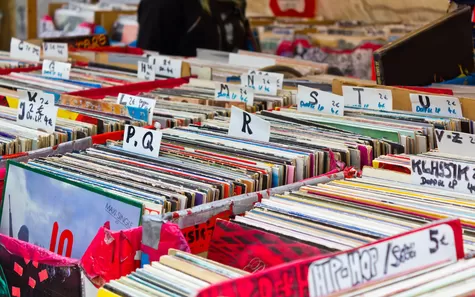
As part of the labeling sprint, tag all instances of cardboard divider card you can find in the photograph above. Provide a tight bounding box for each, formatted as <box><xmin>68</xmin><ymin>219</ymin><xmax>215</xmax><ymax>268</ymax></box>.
<box><xmin>228</xmin><ymin>106</ymin><xmax>270</xmax><ymax>142</ymax></box>
<box><xmin>16</xmin><ymin>90</ymin><xmax>58</xmax><ymax>133</ymax></box>
<box><xmin>342</xmin><ymin>86</ymin><xmax>393</xmax><ymax>111</ymax></box>
<box><xmin>42</xmin><ymin>60</ymin><xmax>72</xmax><ymax>80</ymax></box>
<box><xmin>228</xmin><ymin>53</ymin><xmax>276</xmax><ymax>68</ymax></box>
<box><xmin>297</xmin><ymin>85</ymin><xmax>344</xmax><ymax>116</ymax></box>
<box><xmin>215</xmin><ymin>83</ymin><xmax>254</xmax><ymax>106</ymax></box>
<box><xmin>137</xmin><ymin>61</ymin><xmax>155</xmax><ymax>81</ymax></box>
<box><xmin>410</xmin><ymin>93</ymin><xmax>463</xmax><ymax>118</ymax></box>
<box><xmin>435</xmin><ymin>129</ymin><xmax>475</xmax><ymax>157</ymax></box>
<box><xmin>148</xmin><ymin>55</ymin><xmax>183</xmax><ymax>78</ymax></box>
<box><xmin>241</xmin><ymin>71</ymin><xmax>284</xmax><ymax>95</ymax></box>
<box><xmin>10</xmin><ymin>38</ymin><xmax>41</xmax><ymax>62</ymax></box>
<box><xmin>308</xmin><ymin>221</ymin><xmax>459</xmax><ymax>297</ymax></box>
<box><xmin>411</xmin><ymin>155</ymin><xmax>475</xmax><ymax>195</ymax></box>
<box><xmin>117</xmin><ymin>93</ymin><xmax>156</xmax><ymax>125</ymax></box>
<box><xmin>123</xmin><ymin>125</ymin><xmax>162</xmax><ymax>158</ymax></box>
<box><xmin>42</xmin><ymin>43</ymin><xmax>68</xmax><ymax>62</ymax></box>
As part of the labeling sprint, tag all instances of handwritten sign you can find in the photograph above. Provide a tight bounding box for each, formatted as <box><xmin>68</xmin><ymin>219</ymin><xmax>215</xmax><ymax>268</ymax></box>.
<box><xmin>42</xmin><ymin>60</ymin><xmax>71</xmax><ymax>79</ymax></box>
<box><xmin>117</xmin><ymin>93</ymin><xmax>156</xmax><ymax>125</ymax></box>
<box><xmin>228</xmin><ymin>53</ymin><xmax>276</xmax><ymax>68</ymax></box>
<box><xmin>241</xmin><ymin>70</ymin><xmax>283</xmax><ymax>96</ymax></box>
<box><xmin>16</xmin><ymin>90</ymin><xmax>58</xmax><ymax>133</ymax></box>
<box><xmin>435</xmin><ymin>129</ymin><xmax>475</xmax><ymax>158</ymax></box>
<box><xmin>10</xmin><ymin>38</ymin><xmax>40</xmax><ymax>62</ymax></box>
<box><xmin>297</xmin><ymin>85</ymin><xmax>344</xmax><ymax>116</ymax></box>
<box><xmin>228</xmin><ymin>106</ymin><xmax>270</xmax><ymax>142</ymax></box>
<box><xmin>123</xmin><ymin>125</ymin><xmax>162</xmax><ymax>158</ymax></box>
<box><xmin>342</xmin><ymin>86</ymin><xmax>393</xmax><ymax>111</ymax></box>
<box><xmin>42</xmin><ymin>43</ymin><xmax>68</xmax><ymax>62</ymax></box>
<box><xmin>149</xmin><ymin>55</ymin><xmax>182</xmax><ymax>78</ymax></box>
<box><xmin>308</xmin><ymin>222</ymin><xmax>458</xmax><ymax>297</ymax></box>
<box><xmin>411</xmin><ymin>155</ymin><xmax>475</xmax><ymax>195</ymax></box>
<box><xmin>215</xmin><ymin>83</ymin><xmax>254</xmax><ymax>106</ymax></box>
<box><xmin>410</xmin><ymin>94</ymin><xmax>463</xmax><ymax>118</ymax></box>
<box><xmin>137</xmin><ymin>61</ymin><xmax>155</xmax><ymax>81</ymax></box>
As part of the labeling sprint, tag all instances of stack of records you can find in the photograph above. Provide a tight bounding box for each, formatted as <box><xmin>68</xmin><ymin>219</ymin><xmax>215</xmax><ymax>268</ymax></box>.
<box><xmin>98</xmin><ymin>249</ymin><xmax>248</xmax><ymax>297</ymax></box>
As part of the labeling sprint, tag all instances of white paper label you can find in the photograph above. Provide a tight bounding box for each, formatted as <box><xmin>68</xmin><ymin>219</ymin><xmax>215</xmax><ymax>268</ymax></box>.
<box><xmin>42</xmin><ymin>60</ymin><xmax>71</xmax><ymax>80</ymax></box>
<box><xmin>411</xmin><ymin>155</ymin><xmax>475</xmax><ymax>195</ymax></box>
<box><xmin>117</xmin><ymin>93</ymin><xmax>156</xmax><ymax>125</ymax></box>
<box><xmin>228</xmin><ymin>53</ymin><xmax>276</xmax><ymax>68</ymax></box>
<box><xmin>123</xmin><ymin>125</ymin><xmax>162</xmax><ymax>158</ymax></box>
<box><xmin>191</xmin><ymin>66</ymin><xmax>212</xmax><ymax>80</ymax></box>
<box><xmin>308</xmin><ymin>223</ymin><xmax>458</xmax><ymax>297</ymax></box>
<box><xmin>215</xmin><ymin>83</ymin><xmax>254</xmax><ymax>106</ymax></box>
<box><xmin>342</xmin><ymin>86</ymin><xmax>393</xmax><ymax>111</ymax></box>
<box><xmin>137</xmin><ymin>61</ymin><xmax>155</xmax><ymax>81</ymax></box>
<box><xmin>297</xmin><ymin>85</ymin><xmax>344</xmax><ymax>116</ymax></box>
<box><xmin>241</xmin><ymin>70</ymin><xmax>283</xmax><ymax>96</ymax></box>
<box><xmin>277</xmin><ymin>0</ymin><xmax>306</xmax><ymax>13</ymax></box>
<box><xmin>42</xmin><ymin>43</ymin><xmax>68</xmax><ymax>62</ymax></box>
<box><xmin>149</xmin><ymin>55</ymin><xmax>182</xmax><ymax>78</ymax></box>
<box><xmin>228</xmin><ymin>106</ymin><xmax>270</xmax><ymax>142</ymax></box>
<box><xmin>16</xmin><ymin>90</ymin><xmax>58</xmax><ymax>133</ymax></box>
<box><xmin>435</xmin><ymin>129</ymin><xmax>475</xmax><ymax>158</ymax></box>
<box><xmin>410</xmin><ymin>93</ymin><xmax>463</xmax><ymax>118</ymax></box>
<box><xmin>10</xmin><ymin>38</ymin><xmax>41</xmax><ymax>62</ymax></box>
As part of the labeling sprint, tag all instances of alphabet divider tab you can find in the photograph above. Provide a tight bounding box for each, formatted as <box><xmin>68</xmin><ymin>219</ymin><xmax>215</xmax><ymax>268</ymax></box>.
<box><xmin>297</xmin><ymin>85</ymin><xmax>344</xmax><ymax>116</ymax></box>
<box><xmin>228</xmin><ymin>106</ymin><xmax>270</xmax><ymax>142</ymax></box>
<box><xmin>342</xmin><ymin>86</ymin><xmax>393</xmax><ymax>111</ymax></box>
<box><xmin>123</xmin><ymin>125</ymin><xmax>162</xmax><ymax>158</ymax></box>
<box><xmin>410</xmin><ymin>93</ymin><xmax>463</xmax><ymax>118</ymax></box>
<box><xmin>193</xmin><ymin>218</ymin><xmax>464</xmax><ymax>297</ymax></box>
<box><xmin>214</xmin><ymin>83</ymin><xmax>254</xmax><ymax>106</ymax></box>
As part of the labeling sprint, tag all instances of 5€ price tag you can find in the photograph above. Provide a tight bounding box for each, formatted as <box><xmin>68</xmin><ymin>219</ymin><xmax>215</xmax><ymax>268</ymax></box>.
<box><xmin>228</xmin><ymin>106</ymin><xmax>270</xmax><ymax>142</ymax></box>
<box><xmin>342</xmin><ymin>86</ymin><xmax>393</xmax><ymax>111</ymax></box>
<box><xmin>215</xmin><ymin>83</ymin><xmax>254</xmax><ymax>106</ymax></box>
<box><xmin>117</xmin><ymin>93</ymin><xmax>156</xmax><ymax>125</ymax></box>
<box><xmin>297</xmin><ymin>85</ymin><xmax>344</xmax><ymax>116</ymax></box>
<box><xmin>42</xmin><ymin>43</ymin><xmax>68</xmax><ymax>62</ymax></box>
<box><xmin>10</xmin><ymin>38</ymin><xmax>41</xmax><ymax>62</ymax></box>
<box><xmin>410</xmin><ymin>93</ymin><xmax>463</xmax><ymax>118</ymax></box>
<box><xmin>137</xmin><ymin>61</ymin><xmax>155</xmax><ymax>81</ymax></box>
<box><xmin>16</xmin><ymin>90</ymin><xmax>58</xmax><ymax>133</ymax></box>
<box><xmin>42</xmin><ymin>60</ymin><xmax>72</xmax><ymax>80</ymax></box>
<box><xmin>149</xmin><ymin>56</ymin><xmax>183</xmax><ymax>78</ymax></box>
<box><xmin>123</xmin><ymin>125</ymin><xmax>162</xmax><ymax>158</ymax></box>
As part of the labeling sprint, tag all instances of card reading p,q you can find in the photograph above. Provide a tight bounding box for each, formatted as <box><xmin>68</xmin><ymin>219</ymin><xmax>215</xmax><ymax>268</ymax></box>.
<box><xmin>228</xmin><ymin>106</ymin><xmax>270</xmax><ymax>142</ymax></box>
<box><xmin>123</xmin><ymin>125</ymin><xmax>162</xmax><ymax>158</ymax></box>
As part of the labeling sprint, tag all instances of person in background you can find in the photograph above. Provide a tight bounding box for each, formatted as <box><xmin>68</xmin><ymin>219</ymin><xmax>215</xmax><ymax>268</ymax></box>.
<box><xmin>137</xmin><ymin>0</ymin><xmax>257</xmax><ymax>56</ymax></box>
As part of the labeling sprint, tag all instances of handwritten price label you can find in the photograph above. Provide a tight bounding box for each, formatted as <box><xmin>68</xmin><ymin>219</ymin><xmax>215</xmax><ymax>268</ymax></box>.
<box><xmin>137</xmin><ymin>61</ymin><xmax>155</xmax><ymax>81</ymax></box>
<box><xmin>242</xmin><ymin>70</ymin><xmax>283</xmax><ymax>95</ymax></box>
<box><xmin>117</xmin><ymin>93</ymin><xmax>156</xmax><ymax>125</ymax></box>
<box><xmin>297</xmin><ymin>85</ymin><xmax>344</xmax><ymax>116</ymax></box>
<box><xmin>308</xmin><ymin>222</ymin><xmax>457</xmax><ymax>297</ymax></box>
<box><xmin>342</xmin><ymin>86</ymin><xmax>393</xmax><ymax>111</ymax></box>
<box><xmin>435</xmin><ymin>129</ymin><xmax>475</xmax><ymax>158</ymax></box>
<box><xmin>10</xmin><ymin>38</ymin><xmax>40</xmax><ymax>62</ymax></box>
<box><xmin>215</xmin><ymin>83</ymin><xmax>255</xmax><ymax>106</ymax></box>
<box><xmin>17</xmin><ymin>90</ymin><xmax>58</xmax><ymax>133</ymax></box>
<box><xmin>42</xmin><ymin>60</ymin><xmax>72</xmax><ymax>80</ymax></box>
<box><xmin>149</xmin><ymin>55</ymin><xmax>182</xmax><ymax>78</ymax></box>
<box><xmin>410</xmin><ymin>94</ymin><xmax>463</xmax><ymax>118</ymax></box>
<box><xmin>42</xmin><ymin>43</ymin><xmax>68</xmax><ymax>62</ymax></box>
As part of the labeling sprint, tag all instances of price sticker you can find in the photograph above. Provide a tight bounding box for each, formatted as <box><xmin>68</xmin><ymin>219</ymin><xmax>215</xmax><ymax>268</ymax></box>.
<box><xmin>42</xmin><ymin>60</ymin><xmax>72</xmax><ymax>79</ymax></box>
<box><xmin>410</xmin><ymin>93</ymin><xmax>463</xmax><ymax>118</ymax></box>
<box><xmin>297</xmin><ymin>85</ymin><xmax>344</xmax><ymax>116</ymax></box>
<box><xmin>228</xmin><ymin>106</ymin><xmax>270</xmax><ymax>142</ymax></box>
<box><xmin>137</xmin><ymin>61</ymin><xmax>155</xmax><ymax>81</ymax></box>
<box><xmin>149</xmin><ymin>56</ymin><xmax>182</xmax><ymax>78</ymax></box>
<box><xmin>16</xmin><ymin>90</ymin><xmax>58</xmax><ymax>133</ymax></box>
<box><xmin>215</xmin><ymin>83</ymin><xmax>254</xmax><ymax>106</ymax></box>
<box><xmin>342</xmin><ymin>86</ymin><xmax>393</xmax><ymax>111</ymax></box>
<box><xmin>117</xmin><ymin>93</ymin><xmax>156</xmax><ymax>125</ymax></box>
<box><xmin>42</xmin><ymin>43</ymin><xmax>68</xmax><ymax>61</ymax></box>
<box><xmin>10</xmin><ymin>38</ymin><xmax>41</xmax><ymax>62</ymax></box>
<box><xmin>123</xmin><ymin>125</ymin><xmax>162</xmax><ymax>158</ymax></box>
